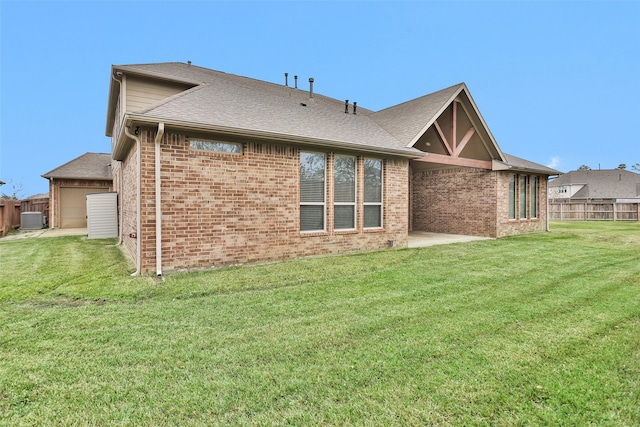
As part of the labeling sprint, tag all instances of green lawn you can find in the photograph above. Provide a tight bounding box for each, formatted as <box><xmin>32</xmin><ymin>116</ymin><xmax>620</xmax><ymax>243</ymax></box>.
<box><xmin>1</xmin><ymin>222</ymin><xmax>639</xmax><ymax>425</ymax></box>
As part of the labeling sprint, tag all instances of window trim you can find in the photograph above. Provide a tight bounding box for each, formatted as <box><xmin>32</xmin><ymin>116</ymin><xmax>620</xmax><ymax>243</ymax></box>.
<box><xmin>519</xmin><ymin>175</ymin><xmax>528</xmax><ymax>219</ymax></box>
<box><xmin>300</xmin><ymin>151</ymin><xmax>327</xmax><ymax>233</ymax></box>
<box><xmin>363</xmin><ymin>158</ymin><xmax>384</xmax><ymax>229</ymax></box>
<box><xmin>531</xmin><ymin>176</ymin><xmax>539</xmax><ymax>219</ymax></box>
<box><xmin>508</xmin><ymin>174</ymin><xmax>516</xmax><ymax>220</ymax></box>
<box><xmin>333</xmin><ymin>155</ymin><xmax>357</xmax><ymax>231</ymax></box>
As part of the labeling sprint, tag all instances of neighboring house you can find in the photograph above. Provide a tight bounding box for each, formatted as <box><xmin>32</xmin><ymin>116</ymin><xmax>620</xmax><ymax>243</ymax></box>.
<box><xmin>105</xmin><ymin>62</ymin><xmax>559</xmax><ymax>275</ymax></box>
<box><xmin>42</xmin><ymin>152</ymin><xmax>113</xmax><ymax>228</ymax></box>
<box><xmin>549</xmin><ymin>169</ymin><xmax>640</xmax><ymax>202</ymax></box>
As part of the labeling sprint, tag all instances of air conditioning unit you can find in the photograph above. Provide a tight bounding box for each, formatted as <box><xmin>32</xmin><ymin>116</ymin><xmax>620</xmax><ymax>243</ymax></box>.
<box><xmin>21</xmin><ymin>212</ymin><xmax>45</xmax><ymax>230</ymax></box>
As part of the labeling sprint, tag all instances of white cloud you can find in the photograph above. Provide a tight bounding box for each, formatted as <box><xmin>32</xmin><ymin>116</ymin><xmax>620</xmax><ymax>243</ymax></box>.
<box><xmin>547</xmin><ymin>156</ymin><xmax>561</xmax><ymax>169</ymax></box>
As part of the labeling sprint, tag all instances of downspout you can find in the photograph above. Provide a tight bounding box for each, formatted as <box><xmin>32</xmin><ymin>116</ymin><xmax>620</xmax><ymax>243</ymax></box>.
<box><xmin>49</xmin><ymin>178</ymin><xmax>55</xmax><ymax>229</ymax></box>
<box><xmin>116</xmin><ymin>160</ymin><xmax>124</xmax><ymax>245</ymax></box>
<box><xmin>124</xmin><ymin>126</ymin><xmax>142</xmax><ymax>277</ymax></box>
<box><xmin>154</xmin><ymin>122</ymin><xmax>165</xmax><ymax>277</ymax></box>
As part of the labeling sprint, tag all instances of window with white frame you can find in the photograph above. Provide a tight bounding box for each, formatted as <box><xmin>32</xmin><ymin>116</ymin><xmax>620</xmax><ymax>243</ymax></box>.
<box><xmin>364</xmin><ymin>158</ymin><xmax>383</xmax><ymax>228</ymax></box>
<box><xmin>300</xmin><ymin>152</ymin><xmax>326</xmax><ymax>232</ymax></box>
<box><xmin>334</xmin><ymin>155</ymin><xmax>356</xmax><ymax>230</ymax></box>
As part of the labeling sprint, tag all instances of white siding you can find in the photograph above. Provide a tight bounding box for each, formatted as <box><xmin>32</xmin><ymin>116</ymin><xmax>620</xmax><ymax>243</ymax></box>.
<box><xmin>125</xmin><ymin>76</ymin><xmax>192</xmax><ymax>113</ymax></box>
<box><xmin>86</xmin><ymin>192</ymin><xmax>118</xmax><ymax>239</ymax></box>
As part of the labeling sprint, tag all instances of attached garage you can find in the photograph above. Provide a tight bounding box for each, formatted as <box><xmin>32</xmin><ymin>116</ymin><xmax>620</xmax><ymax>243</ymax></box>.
<box><xmin>42</xmin><ymin>152</ymin><xmax>113</xmax><ymax>229</ymax></box>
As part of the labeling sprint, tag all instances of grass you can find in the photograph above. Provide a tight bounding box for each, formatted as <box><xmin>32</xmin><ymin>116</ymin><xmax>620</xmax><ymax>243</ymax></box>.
<box><xmin>0</xmin><ymin>221</ymin><xmax>639</xmax><ymax>425</ymax></box>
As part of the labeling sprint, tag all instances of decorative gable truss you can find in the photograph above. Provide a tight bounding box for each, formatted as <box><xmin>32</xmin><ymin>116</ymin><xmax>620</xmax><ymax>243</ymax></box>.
<box><xmin>411</xmin><ymin>87</ymin><xmax>504</xmax><ymax>170</ymax></box>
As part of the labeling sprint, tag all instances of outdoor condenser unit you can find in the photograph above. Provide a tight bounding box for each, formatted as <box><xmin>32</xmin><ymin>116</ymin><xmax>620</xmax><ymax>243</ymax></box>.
<box><xmin>21</xmin><ymin>212</ymin><xmax>45</xmax><ymax>230</ymax></box>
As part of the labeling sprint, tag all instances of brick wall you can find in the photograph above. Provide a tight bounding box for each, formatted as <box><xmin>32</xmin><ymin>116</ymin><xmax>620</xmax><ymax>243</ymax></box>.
<box><xmin>112</xmin><ymin>146</ymin><xmax>139</xmax><ymax>264</ymax></box>
<box><xmin>411</xmin><ymin>167</ymin><xmax>549</xmax><ymax>238</ymax></box>
<box><xmin>411</xmin><ymin>167</ymin><xmax>498</xmax><ymax>237</ymax></box>
<box><xmin>495</xmin><ymin>172</ymin><xmax>548</xmax><ymax>237</ymax></box>
<box><xmin>121</xmin><ymin>131</ymin><xmax>409</xmax><ymax>273</ymax></box>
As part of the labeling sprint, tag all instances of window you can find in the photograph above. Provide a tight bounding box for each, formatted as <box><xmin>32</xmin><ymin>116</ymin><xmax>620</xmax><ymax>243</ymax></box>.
<box><xmin>531</xmin><ymin>176</ymin><xmax>539</xmax><ymax>218</ymax></box>
<box><xmin>334</xmin><ymin>155</ymin><xmax>356</xmax><ymax>230</ymax></box>
<box><xmin>508</xmin><ymin>174</ymin><xmax>516</xmax><ymax>219</ymax></box>
<box><xmin>190</xmin><ymin>139</ymin><xmax>243</xmax><ymax>154</ymax></box>
<box><xmin>364</xmin><ymin>159</ymin><xmax>383</xmax><ymax>228</ymax></box>
<box><xmin>519</xmin><ymin>175</ymin><xmax>528</xmax><ymax>219</ymax></box>
<box><xmin>300</xmin><ymin>152</ymin><xmax>326</xmax><ymax>232</ymax></box>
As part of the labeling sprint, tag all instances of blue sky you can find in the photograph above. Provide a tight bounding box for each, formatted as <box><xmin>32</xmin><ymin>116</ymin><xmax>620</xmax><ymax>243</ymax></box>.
<box><xmin>1</xmin><ymin>1</ymin><xmax>639</xmax><ymax>197</ymax></box>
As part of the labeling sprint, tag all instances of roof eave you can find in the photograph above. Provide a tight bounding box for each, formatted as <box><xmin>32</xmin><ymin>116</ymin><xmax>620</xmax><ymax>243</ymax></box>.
<box><xmin>492</xmin><ymin>159</ymin><xmax>560</xmax><ymax>176</ymax></box>
<box><xmin>124</xmin><ymin>114</ymin><xmax>424</xmax><ymax>159</ymax></box>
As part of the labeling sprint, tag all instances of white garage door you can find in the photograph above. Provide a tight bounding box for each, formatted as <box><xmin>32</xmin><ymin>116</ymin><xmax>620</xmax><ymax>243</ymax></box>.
<box><xmin>60</xmin><ymin>187</ymin><xmax>108</xmax><ymax>228</ymax></box>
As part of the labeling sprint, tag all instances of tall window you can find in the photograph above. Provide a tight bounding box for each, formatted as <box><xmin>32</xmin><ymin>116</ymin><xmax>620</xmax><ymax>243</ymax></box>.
<box><xmin>334</xmin><ymin>155</ymin><xmax>356</xmax><ymax>230</ymax></box>
<box><xmin>364</xmin><ymin>159</ymin><xmax>383</xmax><ymax>228</ymax></box>
<box><xmin>519</xmin><ymin>175</ymin><xmax>528</xmax><ymax>219</ymax></box>
<box><xmin>531</xmin><ymin>176</ymin><xmax>539</xmax><ymax>219</ymax></box>
<box><xmin>508</xmin><ymin>174</ymin><xmax>516</xmax><ymax>220</ymax></box>
<box><xmin>300</xmin><ymin>152</ymin><xmax>326</xmax><ymax>232</ymax></box>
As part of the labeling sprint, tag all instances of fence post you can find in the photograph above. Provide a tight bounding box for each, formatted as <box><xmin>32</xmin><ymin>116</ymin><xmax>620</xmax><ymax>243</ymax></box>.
<box><xmin>613</xmin><ymin>202</ymin><xmax>617</xmax><ymax>221</ymax></box>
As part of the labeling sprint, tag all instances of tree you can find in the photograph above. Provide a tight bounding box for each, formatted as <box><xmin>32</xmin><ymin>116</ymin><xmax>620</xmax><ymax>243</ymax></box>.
<box><xmin>631</xmin><ymin>163</ymin><xmax>640</xmax><ymax>172</ymax></box>
<box><xmin>0</xmin><ymin>179</ymin><xmax>24</xmax><ymax>200</ymax></box>
<box><xmin>617</xmin><ymin>163</ymin><xmax>627</xmax><ymax>170</ymax></box>
<box><xmin>577</xmin><ymin>165</ymin><xmax>591</xmax><ymax>171</ymax></box>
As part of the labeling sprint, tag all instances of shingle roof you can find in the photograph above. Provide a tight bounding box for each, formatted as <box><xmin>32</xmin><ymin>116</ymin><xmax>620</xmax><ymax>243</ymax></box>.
<box><xmin>496</xmin><ymin>153</ymin><xmax>561</xmax><ymax>175</ymax></box>
<box><xmin>42</xmin><ymin>152</ymin><xmax>113</xmax><ymax>180</ymax></box>
<box><xmin>107</xmin><ymin>62</ymin><xmax>553</xmax><ymax>171</ymax></box>
<box><xmin>115</xmin><ymin>63</ymin><xmax>421</xmax><ymax>157</ymax></box>
<box><xmin>549</xmin><ymin>169</ymin><xmax>640</xmax><ymax>199</ymax></box>
<box><xmin>370</xmin><ymin>84</ymin><xmax>464</xmax><ymax>145</ymax></box>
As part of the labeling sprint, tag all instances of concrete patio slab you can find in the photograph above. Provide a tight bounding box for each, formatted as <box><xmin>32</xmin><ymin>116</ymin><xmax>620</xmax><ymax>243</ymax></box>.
<box><xmin>408</xmin><ymin>231</ymin><xmax>492</xmax><ymax>248</ymax></box>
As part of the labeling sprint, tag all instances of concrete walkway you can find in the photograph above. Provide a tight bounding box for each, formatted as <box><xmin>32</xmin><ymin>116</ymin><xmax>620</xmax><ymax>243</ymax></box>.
<box><xmin>408</xmin><ymin>231</ymin><xmax>492</xmax><ymax>248</ymax></box>
<box><xmin>0</xmin><ymin>228</ymin><xmax>87</xmax><ymax>241</ymax></box>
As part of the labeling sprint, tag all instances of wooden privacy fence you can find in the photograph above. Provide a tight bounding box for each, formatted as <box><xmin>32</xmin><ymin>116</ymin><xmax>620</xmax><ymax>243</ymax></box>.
<box><xmin>549</xmin><ymin>201</ymin><xmax>639</xmax><ymax>221</ymax></box>
<box><xmin>0</xmin><ymin>199</ymin><xmax>21</xmax><ymax>236</ymax></box>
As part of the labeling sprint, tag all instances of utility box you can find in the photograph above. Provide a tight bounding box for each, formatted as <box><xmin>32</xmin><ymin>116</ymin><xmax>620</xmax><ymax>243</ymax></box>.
<box><xmin>86</xmin><ymin>192</ymin><xmax>118</xmax><ymax>239</ymax></box>
<box><xmin>21</xmin><ymin>212</ymin><xmax>45</xmax><ymax>230</ymax></box>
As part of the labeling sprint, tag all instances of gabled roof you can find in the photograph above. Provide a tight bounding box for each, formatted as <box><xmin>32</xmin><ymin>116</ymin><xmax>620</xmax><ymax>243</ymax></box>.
<box><xmin>549</xmin><ymin>169</ymin><xmax>640</xmax><ymax>199</ymax></box>
<box><xmin>371</xmin><ymin>84</ymin><xmax>464</xmax><ymax>145</ymax></box>
<box><xmin>42</xmin><ymin>152</ymin><xmax>113</xmax><ymax>181</ymax></box>
<box><xmin>108</xmin><ymin>63</ymin><xmax>422</xmax><ymax>158</ymax></box>
<box><xmin>493</xmin><ymin>153</ymin><xmax>561</xmax><ymax>176</ymax></box>
<box><xmin>106</xmin><ymin>62</ymin><xmax>552</xmax><ymax>170</ymax></box>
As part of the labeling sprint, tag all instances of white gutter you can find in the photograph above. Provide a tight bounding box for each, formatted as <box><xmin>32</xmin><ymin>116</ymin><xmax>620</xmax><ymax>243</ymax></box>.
<box><xmin>122</xmin><ymin>114</ymin><xmax>424</xmax><ymax>159</ymax></box>
<box><xmin>154</xmin><ymin>122</ymin><xmax>165</xmax><ymax>277</ymax></box>
<box><xmin>124</xmin><ymin>126</ymin><xmax>142</xmax><ymax>277</ymax></box>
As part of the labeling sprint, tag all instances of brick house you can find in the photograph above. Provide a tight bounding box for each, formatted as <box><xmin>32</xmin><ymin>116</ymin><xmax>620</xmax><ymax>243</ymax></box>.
<box><xmin>105</xmin><ymin>62</ymin><xmax>558</xmax><ymax>275</ymax></box>
<box><xmin>42</xmin><ymin>152</ymin><xmax>113</xmax><ymax>228</ymax></box>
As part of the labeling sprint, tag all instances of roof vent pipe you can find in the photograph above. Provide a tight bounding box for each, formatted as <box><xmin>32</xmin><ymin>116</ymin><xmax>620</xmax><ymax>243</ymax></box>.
<box><xmin>309</xmin><ymin>78</ymin><xmax>314</xmax><ymax>98</ymax></box>
<box><xmin>285</xmin><ymin>73</ymin><xmax>289</xmax><ymax>87</ymax></box>
<box><xmin>345</xmin><ymin>100</ymin><xmax>349</xmax><ymax>114</ymax></box>
<box><xmin>294</xmin><ymin>75</ymin><xmax>298</xmax><ymax>89</ymax></box>
<box><xmin>353</xmin><ymin>102</ymin><xmax>357</xmax><ymax>115</ymax></box>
